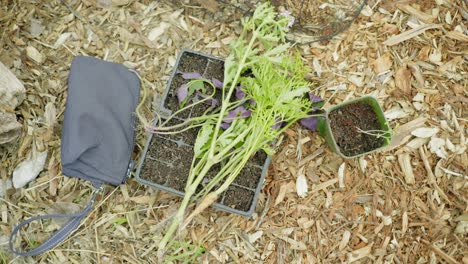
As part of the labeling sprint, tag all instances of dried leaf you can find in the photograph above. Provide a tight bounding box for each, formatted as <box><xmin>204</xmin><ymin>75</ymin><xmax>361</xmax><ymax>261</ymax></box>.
<box><xmin>275</xmin><ymin>181</ymin><xmax>295</xmax><ymax>205</ymax></box>
<box><xmin>418</xmin><ymin>46</ymin><xmax>431</xmax><ymax>61</ymax></box>
<box><xmin>383</xmin><ymin>24</ymin><xmax>399</xmax><ymax>35</ymax></box>
<box><xmin>395</xmin><ymin>66</ymin><xmax>412</xmax><ymax>95</ymax></box>
<box><xmin>373</xmin><ymin>53</ymin><xmax>392</xmax><ymax>74</ymax></box>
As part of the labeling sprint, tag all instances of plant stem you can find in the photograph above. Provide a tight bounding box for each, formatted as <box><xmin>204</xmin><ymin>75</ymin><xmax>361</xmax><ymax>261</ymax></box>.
<box><xmin>158</xmin><ymin>159</ymin><xmax>214</xmax><ymax>250</ymax></box>
<box><xmin>208</xmin><ymin>31</ymin><xmax>259</xmax><ymax>160</ymax></box>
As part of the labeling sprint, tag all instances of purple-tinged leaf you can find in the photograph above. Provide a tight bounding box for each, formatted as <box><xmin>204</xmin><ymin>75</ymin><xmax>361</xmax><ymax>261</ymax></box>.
<box><xmin>272</xmin><ymin>119</ymin><xmax>287</xmax><ymax>130</ymax></box>
<box><xmin>177</xmin><ymin>84</ymin><xmax>188</xmax><ymax>103</ymax></box>
<box><xmin>309</xmin><ymin>93</ymin><xmax>323</xmax><ymax>103</ymax></box>
<box><xmin>182</xmin><ymin>72</ymin><xmax>202</xmax><ymax>80</ymax></box>
<box><xmin>249</xmin><ymin>99</ymin><xmax>256</xmax><ymax>106</ymax></box>
<box><xmin>212</xmin><ymin>78</ymin><xmax>223</xmax><ymax>88</ymax></box>
<box><xmin>196</xmin><ymin>91</ymin><xmax>219</xmax><ymax>109</ymax></box>
<box><xmin>202</xmin><ymin>177</ymin><xmax>209</xmax><ymax>185</ymax></box>
<box><xmin>300</xmin><ymin>117</ymin><xmax>318</xmax><ymax>131</ymax></box>
<box><xmin>221</xmin><ymin>122</ymin><xmax>230</xmax><ymax>130</ymax></box>
<box><xmin>224</xmin><ymin>106</ymin><xmax>251</xmax><ymax>123</ymax></box>
<box><xmin>210</xmin><ymin>98</ymin><xmax>219</xmax><ymax>108</ymax></box>
<box><xmin>235</xmin><ymin>86</ymin><xmax>245</xmax><ymax>99</ymax></box>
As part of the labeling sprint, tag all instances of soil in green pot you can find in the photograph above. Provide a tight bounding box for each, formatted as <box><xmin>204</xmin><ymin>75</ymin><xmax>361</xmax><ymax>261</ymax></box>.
<box><xmin>329</xmin><ymin>101</ymin><xmax>385</xmax><ymax>157</ymax></box>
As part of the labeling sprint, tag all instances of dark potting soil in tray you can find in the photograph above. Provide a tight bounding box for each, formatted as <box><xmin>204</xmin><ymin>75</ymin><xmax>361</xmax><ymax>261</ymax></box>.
<box><xmin>328</xmin><ymin>101</ymin><xmax>385</xmax><ymax>157</ymax></box>
<box><xmin>141</xmin><ymin>51</ymin><xmax>265</xmax><ymax>212</ymax></box>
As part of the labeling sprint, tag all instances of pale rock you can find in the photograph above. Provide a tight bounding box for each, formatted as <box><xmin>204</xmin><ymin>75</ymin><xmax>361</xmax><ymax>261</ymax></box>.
<box><xmin>0</xmin><ymin>61</ymin><xmax>25</xmax><ymax>108</ymax></box>
<box><xmin>0</xmin><ymin>61</ymin><xmax>25</xmax><ymax>145</ymax></box>
<box><xmin>12</xmin><ymin>151</ymin><xmax>48</xmax><ymax>188</ymax></box>
<box><xmin>0</xmin><ymin>112</ymin><xmax>22</xmax><ymax>145</ymax></box>
<box><xmin>373</xmin><ymin>53</ymin><xmax>392</xmax><ymax>74</ymax></box>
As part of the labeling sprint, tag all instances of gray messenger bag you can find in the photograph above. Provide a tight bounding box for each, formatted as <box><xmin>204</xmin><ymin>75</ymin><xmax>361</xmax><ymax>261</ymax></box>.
<box><xmin>9</xmin><ymin>56</ymin><xmax>140</xmax><ymax>256</ymax></box>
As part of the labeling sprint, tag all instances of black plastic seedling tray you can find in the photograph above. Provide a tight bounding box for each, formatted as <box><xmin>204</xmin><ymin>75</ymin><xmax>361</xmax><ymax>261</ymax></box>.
<box><xmin>135</xmin><ymin>49</ymin><xmax>271</xmax><ymax>216</ymax></box>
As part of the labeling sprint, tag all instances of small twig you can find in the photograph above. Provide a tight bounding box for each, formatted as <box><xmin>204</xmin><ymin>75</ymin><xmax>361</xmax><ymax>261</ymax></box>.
<box><xmin>419</xmin><ymin>147</ymin><xmax>452</xmax><ymax>204</ymax></box>
<box><xmin>255</xmin><ymin>194</ymin><xmax>271</xmax><ymax>229</ymax></box>
<box><xmin>421</xmin><ymin>240</ymin><xmax>459</xmax><ymax>264</ymax></box>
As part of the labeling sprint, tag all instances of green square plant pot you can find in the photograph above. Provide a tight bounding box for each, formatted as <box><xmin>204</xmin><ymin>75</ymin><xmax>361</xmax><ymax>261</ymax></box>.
<box><xmin>317</xmin><ymin>96</ymin><xmax>391</xmax><ymax>159</ymax></box>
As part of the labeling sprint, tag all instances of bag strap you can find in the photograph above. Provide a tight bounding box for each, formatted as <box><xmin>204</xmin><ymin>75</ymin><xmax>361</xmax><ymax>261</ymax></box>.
<box><xmin>9</xmin><ymin>182</ymin><xmax>103</xmax><ymax>256</ymax></box>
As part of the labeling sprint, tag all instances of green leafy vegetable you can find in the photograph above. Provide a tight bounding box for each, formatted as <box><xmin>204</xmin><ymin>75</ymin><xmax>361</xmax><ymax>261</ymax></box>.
<box><xmin>138</xmin><ymin>3</ymin><xmax>322</xmax><ymax>259</ymax></box>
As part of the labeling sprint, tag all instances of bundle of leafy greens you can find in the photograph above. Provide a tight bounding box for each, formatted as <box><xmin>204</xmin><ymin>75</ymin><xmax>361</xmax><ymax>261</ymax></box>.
<box><xmin>137</xmin><ymin>3</ymin><xmax>321</xmax><ymax>256</ymax></box>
